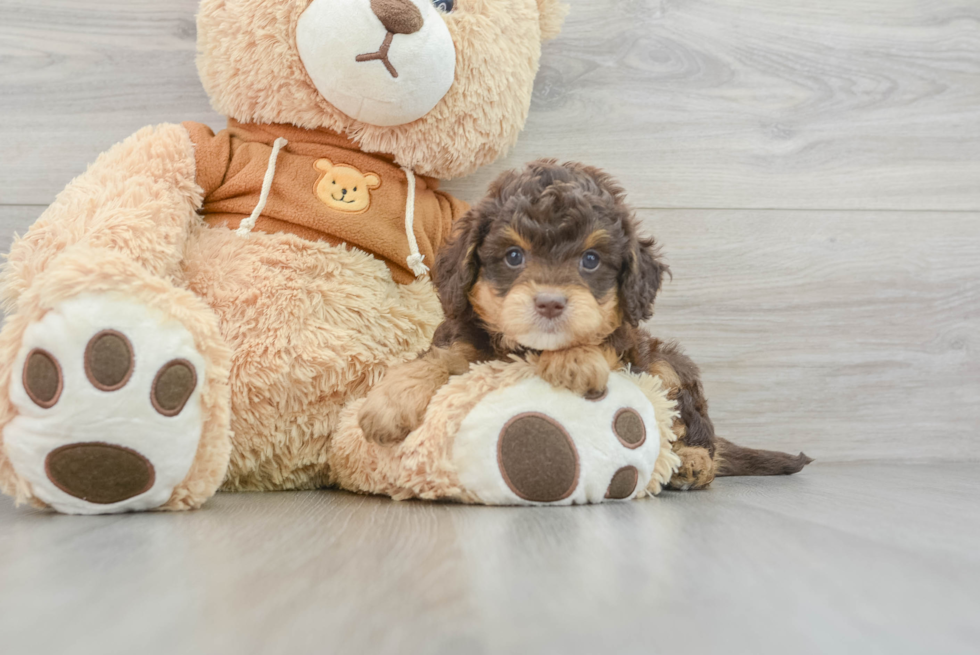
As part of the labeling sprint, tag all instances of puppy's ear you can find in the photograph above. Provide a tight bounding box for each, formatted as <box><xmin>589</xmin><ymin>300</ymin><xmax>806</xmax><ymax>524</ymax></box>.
<box><xmin>435</xmin><ymin>207</ymin><xmax>491</xmax><ymax>321</ymax></box>
<box><xmin>619</xmin><ymin>234</ymin><xmax>670</xmax><ymax>326</ymax></box>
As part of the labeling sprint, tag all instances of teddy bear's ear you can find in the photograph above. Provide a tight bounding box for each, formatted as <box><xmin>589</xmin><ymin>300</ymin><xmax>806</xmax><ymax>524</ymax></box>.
<box><xmin>365</xmin><ymin>173</ymin><xmax>381</xmax><ymax>189</ymax></box>
<box><xmin>314</xmin><ymin>158</ymin><xmax>334</xmax><ymax>172</ymax></box>
<box><xmin>537</xmin><ymin>0</ymin><xmax>569</xmax><ymax>41</ymax></box>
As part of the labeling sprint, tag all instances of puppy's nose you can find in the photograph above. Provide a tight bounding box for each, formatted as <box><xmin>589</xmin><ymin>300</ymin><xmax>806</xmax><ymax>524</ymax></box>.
<box><xmin>370</xmin><ymin>0</ymin><xmax>424</xmax><ymax>35</ymax></box>
<box><xmin>535</xmin><ymin>294</ymin><xmax>567</xmax><ymax>319</ymax></box>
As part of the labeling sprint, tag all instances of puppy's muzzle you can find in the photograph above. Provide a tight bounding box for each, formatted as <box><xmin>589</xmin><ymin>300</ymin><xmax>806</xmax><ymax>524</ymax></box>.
<box><xmin>535</xmin><ymin>293</ymin><xmax>567</xmax><ymax>320</ymax></box>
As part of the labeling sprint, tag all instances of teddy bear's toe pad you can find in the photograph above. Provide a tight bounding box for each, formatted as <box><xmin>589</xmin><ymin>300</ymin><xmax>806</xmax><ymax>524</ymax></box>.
<box><xmin>4</xmin><ymin>294</ymin><xmax>206</xmax><ymax>514</ymax></box>
<box><xmin>498</xmin><ymin>414</ymin><xmax>579</xmax><ymax>502</ymax></box>
<box><xmin>45</xmin><ymin>443</ymin><xmax>155</xmax><ymax>505</ymax></box>
<box><xmin>453</xmin><ymin>372</ymin><xmax>664</xmax><ymax>505</ymax></box>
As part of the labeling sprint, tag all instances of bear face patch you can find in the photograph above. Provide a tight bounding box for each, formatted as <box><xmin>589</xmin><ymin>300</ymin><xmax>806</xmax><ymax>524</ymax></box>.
<box><xmin>313</xmin><ymin>159</ymin><xmax>381</xmax><ymax>213</ymax></box>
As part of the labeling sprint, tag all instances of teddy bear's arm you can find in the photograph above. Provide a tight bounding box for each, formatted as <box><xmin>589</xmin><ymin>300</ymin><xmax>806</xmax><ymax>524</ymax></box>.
<box><xmin>1</xmin><ymin>123</ymin><xmax>204</xmax><ymax>307</ymax></box>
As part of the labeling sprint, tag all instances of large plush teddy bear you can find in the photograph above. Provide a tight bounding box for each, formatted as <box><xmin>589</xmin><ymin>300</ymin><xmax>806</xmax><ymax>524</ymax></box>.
<box><xmin>0</xmin><ymin>0</ymin><xmax>681</xmax><ymax>514</ymax></box>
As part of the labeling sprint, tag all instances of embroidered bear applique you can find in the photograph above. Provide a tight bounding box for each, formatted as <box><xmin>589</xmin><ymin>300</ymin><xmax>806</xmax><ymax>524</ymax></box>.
<box><xmin>313</xmin><ymin>158</ymin><xmax>382</xmax><ymax>213</ymax></box>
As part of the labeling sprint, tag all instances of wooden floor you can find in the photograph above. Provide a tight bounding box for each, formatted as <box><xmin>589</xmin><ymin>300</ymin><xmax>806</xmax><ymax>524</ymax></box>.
<box><xmin>1</xmin><ymin>1</ymin><xmax>979</xmax><ymax>652</ymax></box>
<box><xmin>1</xmin><ymin>462</ymin><xmax>978</xmax><ymax>655</ymax></box>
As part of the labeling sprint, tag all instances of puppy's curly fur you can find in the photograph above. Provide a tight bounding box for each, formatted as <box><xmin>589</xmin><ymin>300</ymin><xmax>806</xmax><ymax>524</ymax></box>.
<box><xmin>359</xmin><ymin>160</ymin><xmax>812</xmax><ymax>488</ymax></box>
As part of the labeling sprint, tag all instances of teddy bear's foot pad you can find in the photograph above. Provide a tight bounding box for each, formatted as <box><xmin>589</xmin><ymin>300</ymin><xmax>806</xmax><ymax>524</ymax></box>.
<box><xmin>497</xmin><ymin>413</ymin><xmax>579</xmax><ymax>502</ymax></box>
<box><xmin>453</xmin><ymin>373</ymin><xmax>664</xmax><ymax>506</ymax></box>
<box><xmin>5</xmin><ymin>294</ymin><xmax>205</xmax><ymax>514</ymax></box>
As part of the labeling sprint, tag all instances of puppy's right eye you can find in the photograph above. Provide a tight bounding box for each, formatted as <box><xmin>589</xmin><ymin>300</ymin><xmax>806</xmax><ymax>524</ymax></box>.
<box><xmin>504</xmin><ymin>247</ymin><xmax>525</xmax><ymax>269</ymax></box>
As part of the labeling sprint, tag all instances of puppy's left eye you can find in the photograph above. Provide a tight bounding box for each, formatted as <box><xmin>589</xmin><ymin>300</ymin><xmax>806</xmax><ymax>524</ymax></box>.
<box><xmin>433</xmin><ymin>0</ymin><xmax>455</xmax><ymax>13</ymax></box>
<box><xmin>505</xmin><ymin>247</ymin><xmax>525</xmax><ymax>269</ymax></box>
<box><xmin>581</xmin><ymin>250</ymin><xmax>601</xmax><ymax>271</ymax></box>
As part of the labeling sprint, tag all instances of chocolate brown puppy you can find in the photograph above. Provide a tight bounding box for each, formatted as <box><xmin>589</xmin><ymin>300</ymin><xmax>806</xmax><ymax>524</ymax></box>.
<box><xmin>358</xmin><ymin>160</ymin><xmax>812</xmax><ymax>489</ymax></box>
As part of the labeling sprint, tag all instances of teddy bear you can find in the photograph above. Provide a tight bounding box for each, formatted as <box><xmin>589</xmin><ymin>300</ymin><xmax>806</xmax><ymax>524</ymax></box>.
<box><xmin>0</xmin><ymin>0</ymin><xmax>682</xmax><ymax>514</ymax></box>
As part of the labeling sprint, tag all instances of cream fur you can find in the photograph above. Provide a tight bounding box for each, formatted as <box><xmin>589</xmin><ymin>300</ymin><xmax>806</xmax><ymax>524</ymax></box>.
<box><xmin>197</xmin><ymin>0</ymin><xmax>569</xmax><ymax>179</ymax></box>
<box><xmin>183</xmin><ymin>224</ymin><xmax>442</xmax><ymax>491</ymax></box>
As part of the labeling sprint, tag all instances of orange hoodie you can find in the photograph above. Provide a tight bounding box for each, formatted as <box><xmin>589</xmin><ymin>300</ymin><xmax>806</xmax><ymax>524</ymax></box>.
<box><xmin>184</xmin><ymin>120</ymin><xmax>468</xmax><ymax>284</ymax></box>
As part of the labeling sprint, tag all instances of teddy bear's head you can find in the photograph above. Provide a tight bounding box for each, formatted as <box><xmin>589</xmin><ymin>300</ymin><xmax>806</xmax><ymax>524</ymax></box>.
<box><xmin>197</xmin><ymin>0</ymin><xmax>568</xmax><ymax>180</ymax></box>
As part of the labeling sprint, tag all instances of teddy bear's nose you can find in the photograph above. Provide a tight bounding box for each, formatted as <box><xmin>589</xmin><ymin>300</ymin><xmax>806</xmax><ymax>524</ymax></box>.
<box><xmin>370</xmin><ymin>0</ymin><xmax>424</xmax><ymax>35</ymax></box>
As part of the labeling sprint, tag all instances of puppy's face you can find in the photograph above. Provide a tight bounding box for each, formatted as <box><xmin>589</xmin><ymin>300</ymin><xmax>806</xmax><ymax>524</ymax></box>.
<box><xmin>470</xmin><ymin>220</ymin><xmax>623</xmax><ymax>350</ymax></box>
<box><xmin>436</xmin><ymin>160</ymin><xmax>668</xmax><ymax>351</ymax></box>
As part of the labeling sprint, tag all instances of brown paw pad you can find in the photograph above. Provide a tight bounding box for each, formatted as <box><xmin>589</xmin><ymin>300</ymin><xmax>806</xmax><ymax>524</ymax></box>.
<box><xmin>613</xmin><ymin>408</ymin><xmax>647</xmax><ymax>449</ymax></box>
<box><xmin>85</xmin><ymin>330</ymin><xmax>135</xmax><ymax>391</ymax></box>
<box><xmin>606</xmin><ymin>466</ymin><xmax>639</xmax><ymax>500</ymax></box>
<box><xmin>497</xmin><ymin>413</ymin><xmax>579</xmax><ymax>503</ymax></box>
<box><xmin>45</xmin><ymin>442</ymin><xmax>155</xmax><ymax>505</ymax></box>
<box><xmin>23</xmin><ymin>349</ymin><xmax>63</xmax><ymax>409</ymax></box>
<box><xmin>151</xmin><ymin>359</ymin><xmax>198</xmax><ymax>417</ymax></box>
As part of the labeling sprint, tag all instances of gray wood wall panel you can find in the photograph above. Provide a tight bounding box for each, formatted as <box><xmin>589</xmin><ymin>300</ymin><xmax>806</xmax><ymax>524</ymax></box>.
<box><xmin>638</xmin><ymin>209</ymin><xmax>980</xmax><ymax>462</ymax></box>
<box><xmin>0</xmin><ymin>205</ymin><xmax>41</xmax><ymax>254</ymax></box>
<box><xmin>2</xmin><ymin>0</ymin><xmax>979</xmax><ymax>209</ymax></box>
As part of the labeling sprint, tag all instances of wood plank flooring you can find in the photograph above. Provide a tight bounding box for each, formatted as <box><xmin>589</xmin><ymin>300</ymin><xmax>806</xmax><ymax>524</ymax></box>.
<box><xmin>1</xmin><ymin>462</ymin><xmax>977</xmax><ymax>655</ymax></box>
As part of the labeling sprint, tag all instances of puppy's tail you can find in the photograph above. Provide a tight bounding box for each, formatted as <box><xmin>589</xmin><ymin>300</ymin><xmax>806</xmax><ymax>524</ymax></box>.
<box><xmin>714</xmin><ymin>437</ymin><xmax>813</xmax><ymax>477</ymax></box>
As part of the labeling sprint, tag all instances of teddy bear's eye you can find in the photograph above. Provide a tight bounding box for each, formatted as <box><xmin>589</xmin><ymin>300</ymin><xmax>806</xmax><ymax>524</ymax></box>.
<box><xmin>353</xmin><ymin>187</ymin><xmax>358</xmax><ymax>192</ymax></box>
<box><xmin>332</xmin><ymin>181</ymin><xmax>336</xmax><ymax>185</ymax></box>
<box><xmin>433</xmin><ymin>0</ymin><xmax>454</xmax><ymax>13</ymax></box>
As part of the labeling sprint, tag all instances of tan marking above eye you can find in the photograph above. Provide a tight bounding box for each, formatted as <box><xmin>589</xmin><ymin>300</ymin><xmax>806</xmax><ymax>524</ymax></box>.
<box><xmin>584</xmin><ymin>230</ymin><xmax>611</xmax><ymax>249</ymax></box>
<box><xmin>502</xmin><ymin>227</ymin><xmax>532</xmax><ymax>252</ymax></box>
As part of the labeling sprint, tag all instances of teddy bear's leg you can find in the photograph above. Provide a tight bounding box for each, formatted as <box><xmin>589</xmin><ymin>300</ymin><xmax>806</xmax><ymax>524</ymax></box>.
<box><xmin>0</xmin><ymin>248</ymin><xmax>232</xmax><ymax>513</ymax></box>
<box><xmin>331</xmin><ymin>366</ymin><xmax>680</xmax><ymax>504</ymax></box>
<box><xmin>0</xmin><ymin>125</ymin><xmax>232</xmax><ymax>513</ymax></box>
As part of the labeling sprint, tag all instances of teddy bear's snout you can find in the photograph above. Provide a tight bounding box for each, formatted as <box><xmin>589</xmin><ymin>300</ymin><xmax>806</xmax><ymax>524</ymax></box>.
<box><xmin>296</xmin><ymin>0</ymin><xmax>457</xmax><ymax>126</ymax></box>
<box><xmin>356</xmin><ymin>0</ymin><xmax>428</xmax><ymax>79</ymax></box>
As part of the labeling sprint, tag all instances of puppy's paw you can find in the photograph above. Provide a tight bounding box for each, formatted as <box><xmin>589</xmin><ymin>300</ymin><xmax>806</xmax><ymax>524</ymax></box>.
<box><xmin>536</xmin><ymin>346</ymin><xmax>614</xmax><ymax>397</ymax></box>
<box><xmin>668</xmin><ymin>446</ymin><xmax>715</xmax><ymax>490</ymax></box>
<box><xmin>358</xmin><ymin>358</ymin><xmax>451</xmax><ymax>445</ymax></box>
<box><xmin>358</xmin><ymin>388</ymin><xmax>422</xmax><ymax>445</ymax></box>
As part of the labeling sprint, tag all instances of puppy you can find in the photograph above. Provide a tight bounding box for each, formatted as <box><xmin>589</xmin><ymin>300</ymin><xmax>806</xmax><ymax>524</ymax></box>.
<box><xmin>358</xmin><ymin>160</ymin><xmax>812</xmax><ymax>489</ymax></box>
